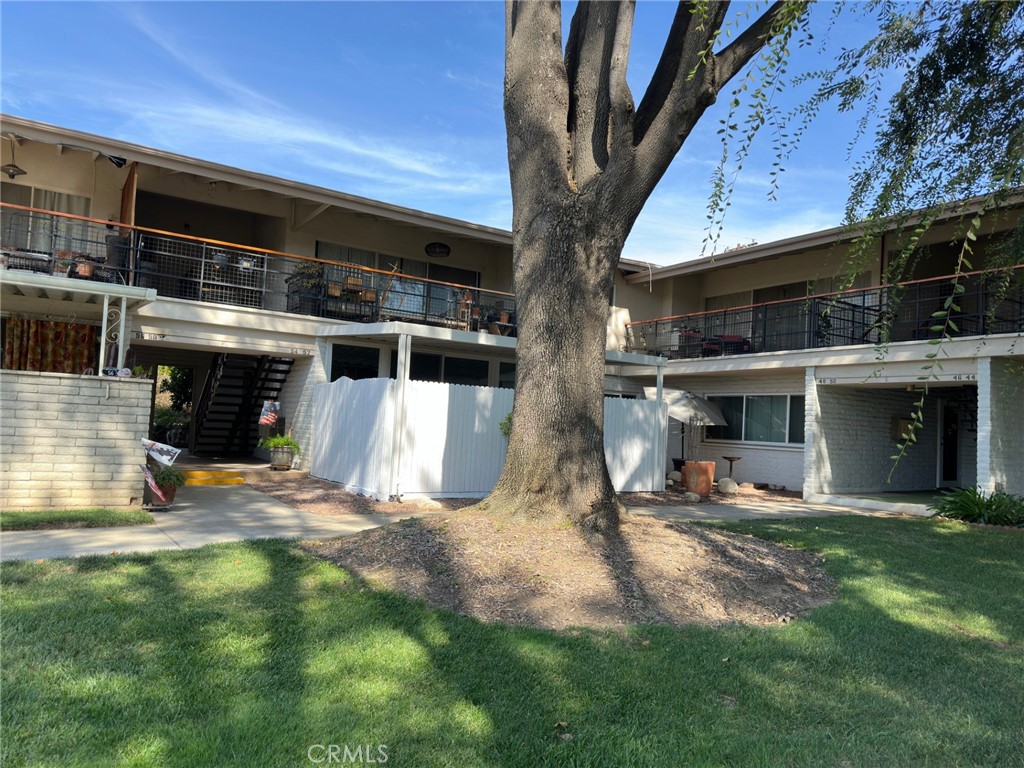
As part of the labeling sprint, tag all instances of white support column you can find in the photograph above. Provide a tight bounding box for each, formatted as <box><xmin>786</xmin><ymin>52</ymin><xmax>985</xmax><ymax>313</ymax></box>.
<box><xmin>976</xmin><ymin>357</ymin><xmax>993</xmax><ymax>493</ymax></box>
<box><xmin>389</xmin><ymin>333</ymin><xmax>412</xmax><ymax>500</ymax></box>
<box><xmin>654</xmin><ymin>362</ymin><xmax>666</xmax><ymax>490</ymax></box>
<box><xmin>115</xmin><ymin>297</ymin><xmax>128</xmax><ymax>368</ymax></box>
<box><xmin>98</xmin><ymin>294</ymin><xmax>110</xmax><ymax>372</ymax></box>
<box><xmin>802</xmin><ymin>367</ymin><xmax>818</xmax><ymax>499</ymax></box>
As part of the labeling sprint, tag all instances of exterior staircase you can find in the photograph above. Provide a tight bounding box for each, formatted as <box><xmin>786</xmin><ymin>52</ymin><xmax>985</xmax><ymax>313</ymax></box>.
<box><xmin>191</xmin><ymin>354</ymin><xmax>294</xmax><ymax>457</ymax></box>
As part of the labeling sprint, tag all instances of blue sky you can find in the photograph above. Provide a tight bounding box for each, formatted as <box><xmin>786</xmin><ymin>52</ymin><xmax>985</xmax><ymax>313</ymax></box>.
<box><xmin>1</xmin><ymin>2</ymin><xmax>883</xmax><ymax>264</ymax></box>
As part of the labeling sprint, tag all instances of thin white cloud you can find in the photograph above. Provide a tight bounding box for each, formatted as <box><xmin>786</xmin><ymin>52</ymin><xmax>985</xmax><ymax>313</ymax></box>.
<box><xmin>444</xmin><ymin>69</ymin><xmax>502</xmax><ymax>94</ymax></box>
<box><xmin>120</xmin><ymin>6</ymin><xmax>278</xmax><ymax>108</ymax></box>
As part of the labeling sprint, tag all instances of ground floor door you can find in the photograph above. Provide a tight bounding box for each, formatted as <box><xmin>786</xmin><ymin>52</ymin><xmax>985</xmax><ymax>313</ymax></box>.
<box><xmin>937</xmin><ymin>399</ymin><xmax>960</xmax><ymax>488</ymax></box>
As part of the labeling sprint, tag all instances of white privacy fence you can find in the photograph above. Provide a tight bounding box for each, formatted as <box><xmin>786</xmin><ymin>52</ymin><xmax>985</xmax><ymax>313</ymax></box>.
<box><xmin>310</xmin><ymin>377</ymin><xmax>666</xmax><ymax>500</ymax></box>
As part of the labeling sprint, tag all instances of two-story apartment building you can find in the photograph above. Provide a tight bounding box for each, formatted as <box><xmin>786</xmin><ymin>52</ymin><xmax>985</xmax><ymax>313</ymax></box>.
<box><xmin>614</xmin><ymin>205</ymin><xmax>1023</xmax><ymax>503</ymax></box>
<box><xmin>1</xmin><ymin>115</ymin><xmax>661</xmax><ymax>508</ymax></box>
<box><xmin>2</xmin><ymin>114</ymin><xmax>1020</xmax><ymax>509</ymax></box>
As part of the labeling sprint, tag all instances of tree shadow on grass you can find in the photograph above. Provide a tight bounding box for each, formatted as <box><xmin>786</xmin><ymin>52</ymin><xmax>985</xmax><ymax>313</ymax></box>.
<box><xmin>2</xmin><ymin>517</ymin><xmax>1022</xmax><ymax>766</ymax></box>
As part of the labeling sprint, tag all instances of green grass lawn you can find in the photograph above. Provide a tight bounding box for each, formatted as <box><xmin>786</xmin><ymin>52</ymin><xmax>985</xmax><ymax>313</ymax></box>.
<box><xmin>0</xmin><ymin>508</ymin><xmax>154</xmax><ymax>531</ymax></box>
<box><xmin>2</xmin><ymin>516</ymin><xmax>1021</xmax><ymax>767</ymax></box>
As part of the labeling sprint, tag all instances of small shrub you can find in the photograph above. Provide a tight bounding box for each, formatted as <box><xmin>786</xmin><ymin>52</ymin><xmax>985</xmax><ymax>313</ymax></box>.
<box><xmin>259</xmin><ymin>434</ymin><xmax>302</xmax><ymax>455</ymax></box>
<box><xmin>151</xmin><ymin>466</ymin><xmax>187</xmax><ymax>489</ymax></box>
<box><xmin>153</xmin><ymin>405</ymin><xmax>190</xmax><ymax>430</ymax></box>
<box><xmin>929</xmin><ymin>487</ymin><xmax>1024</xmax><ymax>527</ymax></box>
<box><xmin>499</xmin><ymin>412</ymin><xmax>513</xmax><ymax>440</ymax></box>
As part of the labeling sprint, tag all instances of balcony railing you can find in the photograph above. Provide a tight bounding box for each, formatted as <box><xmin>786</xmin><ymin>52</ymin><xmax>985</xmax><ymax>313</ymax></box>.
<box><xmin>625</xmin><ymin>267</ymin><xmax>1024</xmax><ymax>359</ymax></box>
<box><xmin>0</xmin><ymin>203</ymin><xmax>517</xmax><ymax>335</ymax></box>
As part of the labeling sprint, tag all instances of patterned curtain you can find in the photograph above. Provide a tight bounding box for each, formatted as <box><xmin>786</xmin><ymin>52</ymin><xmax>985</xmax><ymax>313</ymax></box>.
<box><xmin>2</xmin><ymin>319</ymin><xmax>97</xmax><ymax>373</ymax></box>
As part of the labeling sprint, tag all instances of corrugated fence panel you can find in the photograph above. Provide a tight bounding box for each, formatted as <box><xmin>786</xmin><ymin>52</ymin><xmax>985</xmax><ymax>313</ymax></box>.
<box><xmin>605</xmin><ymin>398</ymin><xmax>666</xmax><ymax>492</ymax></box>
<box><xmin>399</xmin><ymin>380</ymin><xmax>513</xmax><ymax>495</ymax></box>
<box><xmin>311</xmin><ymin>377</ymin><xmax>393</xmax><ymax>499</ymax></box>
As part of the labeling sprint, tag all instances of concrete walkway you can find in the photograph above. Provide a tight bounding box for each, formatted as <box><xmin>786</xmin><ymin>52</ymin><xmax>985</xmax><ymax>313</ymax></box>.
<box><xmin>628</xmin><ymin>499</ymin><xmax>889</xmax><ymax>522</ymax></box>
<box><xmin>1</xmin><ymin>486</ymin><xmax>892</xmax><ymax>562</ymax></box>
<box><xmin>0</xmin><ymin>485</ymin><xmax>415</xmax><ymax>562</ymax></box>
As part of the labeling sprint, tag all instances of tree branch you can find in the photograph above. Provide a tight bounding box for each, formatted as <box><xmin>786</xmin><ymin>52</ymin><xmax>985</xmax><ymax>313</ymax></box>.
<box><xmin>505</xmin><ymin>0</ymin><xmax>572</xmax><ymax>195</ymax></box>
<box><xmin>633</xmin><ymin>1</ymin><xmax>727</xmax><ymax>146</ymax></box>
<box><xmin>627</xmin><ymin>1</ymin><xmax>794</xmax><ymax>223</ymax></box>
<box><xmin>714</xmin><ymin>1</ymin><xmax>788</xmax><ymax>89</ymax></box>
<box><xmin>564</xmin><ymin>2</ymin><xmax>636</xmax><ymax>191</ymax></box>
<box><xmin>606</xmin><ymin>1</ymin><xmax>636</xmax><ymax>168</ymax></box>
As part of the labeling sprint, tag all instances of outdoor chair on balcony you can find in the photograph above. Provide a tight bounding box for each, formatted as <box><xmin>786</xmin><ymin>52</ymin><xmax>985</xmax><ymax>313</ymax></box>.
<box><xmin>701</xmin><ymin>334</ymin><xmax>752</xmax><ymax>357</ymax></box>
<box><xmin>676</xmin><ymin>330</ymin><xmax>704</xmax><ymax>358</ymax></box>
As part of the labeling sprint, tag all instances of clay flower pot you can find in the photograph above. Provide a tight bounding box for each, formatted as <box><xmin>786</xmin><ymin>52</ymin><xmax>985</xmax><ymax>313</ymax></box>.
<box><xmin>683</xmin><ymin>460</ymin><xmax>715</xmax><ymax>496</ymax></box>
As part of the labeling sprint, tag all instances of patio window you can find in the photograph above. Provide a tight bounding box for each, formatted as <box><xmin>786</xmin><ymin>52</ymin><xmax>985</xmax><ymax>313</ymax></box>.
<box><xmin>330</xmin><ymin>343</ymin><xmax>380</xmax><ymax>381</ymax></box>
<box><xmin>498</xmin><ymin>362</ymin><xmax>516</xmax><ymax>389</ymax></box>
<box><xmin>442</xmin><ymin>356</ymin><xmax>488</xmax><ymax>386</ymax></box>
<box><xmin>706</xmin><ymin>394</ymin><xmax>805</xmax><ymax>444</ymax></box>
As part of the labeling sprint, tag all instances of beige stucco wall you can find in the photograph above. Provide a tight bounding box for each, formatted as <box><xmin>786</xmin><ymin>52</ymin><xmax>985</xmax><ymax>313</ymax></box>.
<box><xmin>1</xmin><ymin>142</ymin><xmax>130</xmax><ymax>222</ymax></box>
<box><xmin>132</xmin><ymin>167</ymin><xmax>513</xmax><ymax>291</ymax></box>
<box><xmin>697</xmin><ymin>242</ymin><xmax>878</xmax><ymax>303</ymax></box>
<box><xmin>608</xmin><ymin>270</ymin><xmax>674</xmax><ymax>349</ymax></box>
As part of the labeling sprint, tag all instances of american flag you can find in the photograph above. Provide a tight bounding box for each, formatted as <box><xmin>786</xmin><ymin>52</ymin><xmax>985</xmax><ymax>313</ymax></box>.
<box><xmin>259</xmin><ymin>401</ymin><xmax>280</xmax><ymax>426</ymax></box>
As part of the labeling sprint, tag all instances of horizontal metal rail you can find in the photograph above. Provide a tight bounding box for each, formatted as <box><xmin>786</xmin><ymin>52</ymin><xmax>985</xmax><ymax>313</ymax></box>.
<box><xmin>625</xmin><ymin>267</ymin><xmax>1024</xmax><ymax>358</ymax></box>
<box><xmin>0</xmin><ymin>203</ymin><xmax>516</xmax><ymax>333</ymax></box>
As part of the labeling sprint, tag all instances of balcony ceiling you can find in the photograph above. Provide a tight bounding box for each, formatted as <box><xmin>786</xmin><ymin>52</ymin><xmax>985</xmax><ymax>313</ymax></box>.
<box><xmin>0</xmin><ymin>270</ymin><xmax>155</xmax><ymax>323</ymax></box>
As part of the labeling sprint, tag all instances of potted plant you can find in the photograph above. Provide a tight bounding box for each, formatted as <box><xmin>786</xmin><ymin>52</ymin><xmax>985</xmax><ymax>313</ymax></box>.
<box><xmin>259</xmin><ymin>433</ymin><xmax>302</xmax><ymax>470</ymax></box>
<box><xmin>286</xmin><ymin>260</ymin><xmax>325</xmax><ymax>315</ymax></box>
<box><xmin>682</xmin><ymin>416</ymin><xmax>715</xmax><ymax>496</ymax></box>
<box><xmin>150</xmin><ymin>466</ymin><xmax>186</xmax><ymax>506</ymax></box>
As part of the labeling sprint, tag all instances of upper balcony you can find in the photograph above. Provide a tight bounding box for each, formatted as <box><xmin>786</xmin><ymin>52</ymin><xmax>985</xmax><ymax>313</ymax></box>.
<box><xmin>625</xmin><ymin>267</ymin><xmax>1024</xmax><ymax>359</ymax></box>
<box><xmin>0</xmin><ymin>203</ymin><xmax>518</xmax><ymax>336</ymax></box>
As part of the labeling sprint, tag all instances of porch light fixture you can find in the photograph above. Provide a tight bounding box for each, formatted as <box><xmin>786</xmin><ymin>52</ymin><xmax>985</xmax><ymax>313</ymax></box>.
<box><xmin>2</xmin><ymin>136</ymin><xmax>26</xmax><ymax>179</ymax></box>
<box><xmin>424</xmin><ymin>241</ymin><xmax>451</xmax><ymax>258</ymax></box>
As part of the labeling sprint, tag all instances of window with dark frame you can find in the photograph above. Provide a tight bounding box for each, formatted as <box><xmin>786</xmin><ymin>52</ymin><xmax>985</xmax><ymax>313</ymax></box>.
<box><xmin>705</xmin><ymin>394</ymin><xmax>805</xmax><ymax>444</ymax></box>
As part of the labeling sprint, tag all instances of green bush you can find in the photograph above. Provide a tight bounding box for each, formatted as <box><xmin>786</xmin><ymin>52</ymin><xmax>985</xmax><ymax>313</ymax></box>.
<box><xmin>258</xmin><ymin>434</ymin><xmax>302</xmax><ymax>455</ymax></box>
<box><xmin>929</xmin><ymin>487</ymin><xmax>1024</xmax><ymax>527</ymax></box>
<box><xmin>151</xmin><ymin>466</ymin><xmax>187</xmax><ymax>489</ymax></box>
<box><xmin>159</xmin><ymin>366</ymin><xmax>194</xmax><ymax>411</ymax></box>
<box><xmin>153</xmin><ymin>405</ymin><xmax>190</xmax><ymax>430</ymax></box>
<box><xmin>499</xmin><ymin>412</ymin><xmax>512</xmax><ymax>440</ymax></box>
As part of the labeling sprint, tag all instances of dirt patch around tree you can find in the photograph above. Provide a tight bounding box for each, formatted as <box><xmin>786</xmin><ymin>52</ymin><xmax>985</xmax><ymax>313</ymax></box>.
<box><xmin>251</xmin><ymin>476</ymin><xmax>834</xmax><ymax>631</ymax></box>
<box><xmin>301</xmin><ymin>510</ymin><xmax>835</xmax><ymax>631</ymax></box>
<box><xmin>249</xmin><ymin>476</ymin><xmax>805</xmax><ymax>519</ymax></box>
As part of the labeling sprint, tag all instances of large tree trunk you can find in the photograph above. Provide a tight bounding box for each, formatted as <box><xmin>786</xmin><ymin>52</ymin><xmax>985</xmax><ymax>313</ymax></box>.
<box><xmin>482</xmin><ymin>197</ymin><xmax>626</xmax><ymax>530</ymax></box>
<box><xmin>482</xmin><ymin>0</ymin><xmax>794</xmax><ymax>530</ymax></box>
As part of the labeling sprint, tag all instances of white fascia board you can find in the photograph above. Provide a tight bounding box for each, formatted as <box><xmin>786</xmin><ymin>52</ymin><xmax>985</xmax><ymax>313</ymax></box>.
<box><xmin>317</xmin><ymin>321</ymin><xmax>519</xmax><ymax>351</ymax></box>
<box><xmin>134</xmin><ymin>298</ymin><xmax>322</xmax><ymax>355</ymax></box>
<box><xmin>320</xmin><ymin>321</ymin><xmax>667</xmax><ymax>367</ymax></box>
<box><xmin>620</xmin><ymin>335</ymin><xmax>1024</xmax><ymax>378</ymax></box>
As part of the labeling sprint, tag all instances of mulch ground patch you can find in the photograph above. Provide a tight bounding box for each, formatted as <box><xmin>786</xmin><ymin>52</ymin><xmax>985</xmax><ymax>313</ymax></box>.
<box><xmin>302</xmin><ymin>510</ymin><xmax>834</xmax><ymax>631</ymax></box>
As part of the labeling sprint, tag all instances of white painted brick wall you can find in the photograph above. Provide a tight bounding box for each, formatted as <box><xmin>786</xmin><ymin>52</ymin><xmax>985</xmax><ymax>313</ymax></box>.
<box><xmin>664</xmin><ymin>372</ymin><xmax>805</xmax><ymax>489</ymax></box>
<box><xmin>988</xmin><ymin>357</ymin><xmax>1024</xmax><ymax>494</ymax></box>
<box><xmin>274</xmin><ymin>343</ymin><xmax>328</xmax><ymax>470</ymax></box>
<box><xmin>812</xmin><ymin>385</ymin><xmax>937</xmax><ymax>493</ymax></box>
<box><xmin>0</xmin><ymin>371</ymin><xmax>151</xmax><ymax>509</ymax></box>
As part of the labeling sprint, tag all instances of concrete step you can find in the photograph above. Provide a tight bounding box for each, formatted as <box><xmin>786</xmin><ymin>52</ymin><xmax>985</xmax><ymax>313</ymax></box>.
<box><xmin>240</xmin><ymin>469</ymin><xmax>310</xmax><ymax>483</ymax></box>
<box><xmin>183</xmin><ymin>471</ymin><xmax>246</xmax><ymax>487</ymax></box>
